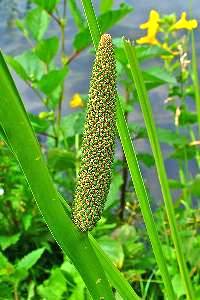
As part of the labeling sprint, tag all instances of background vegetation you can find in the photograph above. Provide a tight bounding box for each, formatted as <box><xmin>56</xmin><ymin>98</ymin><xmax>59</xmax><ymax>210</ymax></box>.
<box><xmin>0</xmin><ymin>0</ymin><xmax>200</xmax><ymax>299</ymax></box>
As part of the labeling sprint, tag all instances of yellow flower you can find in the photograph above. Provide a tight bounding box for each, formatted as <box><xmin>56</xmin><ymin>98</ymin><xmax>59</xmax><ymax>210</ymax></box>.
<box><xmin>136</xmin><ymin>35</ymin><xmax>159</xmax><ymax>45</ymax></box>
<box><xmin>140</xmin><ymin>10</ymin><xmax>160</xmax><ymax>33</ymax></box>
<box><xmin>136</xmin><ymin>10</ymin><xmax>160</xmax><ymax>45</ymax></box>
<box><xmin>172</xmin><ymin>12</ymin><xmax>198</xmax><ymax>30</ymax></box>
<box><xmin>69</xmin><ymin>93</ymin><xmax>84</xmax><ymax>108</ymax></box>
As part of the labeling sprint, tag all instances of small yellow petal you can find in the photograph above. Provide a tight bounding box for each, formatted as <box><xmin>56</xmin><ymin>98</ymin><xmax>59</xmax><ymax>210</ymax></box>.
<box><xmin>136</xmin><ymin>35</ymin><xmax>159</xmax><ymax>45</ymax></box>
<box><xmin>172</xmin><ymin>12</ymin><xmax>198</xmax><ymax>30</ymax></box>
<box><xmin>69</xmin><ymin>93</ymin><xmax>84</xmax><ymax>108</ymax></box>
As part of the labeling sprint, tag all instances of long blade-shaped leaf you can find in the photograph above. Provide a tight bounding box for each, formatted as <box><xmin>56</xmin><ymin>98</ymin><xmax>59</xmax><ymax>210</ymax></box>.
<box><xmin>123</xmin><ymin>38</ymin><xmax>194</xmax><ymax>300</ymax></box>
<box><xmin>0</xmin><ymin>51</ymin><xmax>114</xmax><ymax>300</ymax></box>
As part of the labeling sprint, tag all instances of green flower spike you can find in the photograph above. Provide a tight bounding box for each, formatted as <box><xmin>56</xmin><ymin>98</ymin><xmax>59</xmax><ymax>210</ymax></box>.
<box><xmin>71</xmin><ymin>33</ymin><xmax>116</xmax><ymax>232</ymax></box>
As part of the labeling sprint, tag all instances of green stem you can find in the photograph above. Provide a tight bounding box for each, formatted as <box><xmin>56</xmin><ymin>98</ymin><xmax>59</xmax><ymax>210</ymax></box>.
<box><xmin>123</xmin><ymin>38</ymin><xmax>194</xmax><ymax>300</ymax></box>
<box><xmin>191</xmin><ymin>31</ymin><xmax>200</xmax><ymax>136</ymax></box>
<box><xmin>116</xmin><ymin>97</ymin><xmax>176</xmax><ymax>300</ymax></box>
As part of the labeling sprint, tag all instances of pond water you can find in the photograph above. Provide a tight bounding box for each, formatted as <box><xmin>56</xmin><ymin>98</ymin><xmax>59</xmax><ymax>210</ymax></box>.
<box><xmin>0</xmin><ymin>0</ymin><xmax>199</xmax><ymax>202</ymax></box>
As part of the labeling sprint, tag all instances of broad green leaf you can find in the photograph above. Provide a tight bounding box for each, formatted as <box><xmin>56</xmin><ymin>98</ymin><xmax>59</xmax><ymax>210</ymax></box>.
<box><xmin>6</xmin><ymin>55</ymin><xmax>29</xmax><ymax>81</ymax></box>
<box><xmin>179</xmin><ymin>110</ymin><xmax>197</xmax><ymax>126</ymax></box>
<box><xmin>188</xmin><ymin>174</ymin><xmax>200</xmax><ymax>197</ymax></box>
<box><xmin>35</xmin><ymin>36</ymin><xmax>59</xmax><ymax>64</ymax></box>
<box><xmin>32</xmin><ymin>0</ymin><xmax>60</xmax><ymax>12</ymax></box>
<box><xmin>97</xmin><ymin>236</ymin><xmax>124</xmax><ymax>269</ymax></box>
<box><xmin>68</xmin><ymin>0</ymin><xmax>85</xmax><ymax>30</ymax></box>
<box><xmin>142</xmin><ymin>67</ymin><xmax>177</xmax><ymax>90</ymax></box>
<box><xmin>0</xmin><ymin>282</ymin><xmax>13</xmax><ymax>299</ymax></box>
<box><xmin>48</xmin><ymin>148</ymin><xmax>75</xmax><ymax>170</ymax></box>
<box><xmin>0</xmin><ymin>233</ymin><xmax>20</xmax><ymax>250</ymax></box>
<box><xmin>143</xmin><ymin>67</ymin><xmax>177</xmax><ymax>85</ymax></box>
<box><xmin>113</xmin><ymin>40</ymin><xmax>169</xmax><ymax>67</ymax></box>
<box><xmin>172</xmin><ymin>274</ymin><xmax>185</xmax><ymax>298</ymax></box>
<box><xmin>137</xmin><ymin>152</ymin><xmax>155</xmax><ymax>167</ymax></box>
<box><xmin>37</xmin><ymin>268</ymin><xmax>67</xmax><ymax>300</ymax></box>
<box><xmin>73</xmin><ymin>4</ymin><xmax>133</xmax><ymax>50</ymax></box>
<box><xmin>99</xmin><ymin>0</ymin><xmax>113</xmax><ymax>13</ymax></box>
<box><xmin>61</xmin><ymin>260</ymin><xmax>85</xmax><ymax>299</ymax></box>
<box><xmin>25</xmin><ymin>7</ymin><xmax>50</xmax><ymax>41</ymax></box>
<box><xmin>136</xmin><ymin>45</ymin><xmax>170</xmax><ymax>61</ymax></box>
<box><xmin>170</xmin><ymin>145</ymin><xmax>196</xmax><ymax>161</ymax></box>
<box><xmin>28</xmin><ymin>113</ymin><xmax>50</xmax><ymax>133</ymax></box>
<box><xmin>37</xmin><ymin>68</ymin><xmax>68</xmax><ymax>95</ymax></box>
<box><xmin>157</xmin><ymin>128</ymin><xmax>187</xmax><ymax>146</ymax></box>
<box><xmin>61</xmin><ymin>112</ymin><xmax>85</xmax><ymax>137</ymax></box>
<box><xmin>168</xmin><ymin>179</ymin><xmax>185</xmax><ymax>189</ymax></box>
<box><xmin>15</xmin><ymin>50</ymin><xmax>45</xmax><ymax>81</ymax></box>
<box><xmin>0</xmin><ymin>252</ymin><xmax>14</xmax><ymax>276</ymax></box>
<box><xmin>16</xmin><ymin>247</ymin><xmax>45</xmax><ymax>271</ymax></box>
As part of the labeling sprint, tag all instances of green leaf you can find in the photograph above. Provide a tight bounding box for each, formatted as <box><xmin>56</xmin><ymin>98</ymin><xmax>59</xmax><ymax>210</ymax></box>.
<box><xmin>136</xmin><ymin>45</ymin><xmax>170</xmax><ymax>61</ymax></box>
<box><xmin>61</xmin><ymin>260</ymin><xmax>85</xmax><ymax>299</ymax></box>
<box><xmin>170</xmin><ymin>145</ymin><xmax>196</xmax><ymax>161</ymax></box>
<box><xmin>37</xmin><ymin>268</ymin><xmax>67</xmax><ymax>300</ymax></box>
<box><xmin>168</xmin><ymin>179</ymin><xmax>186</xmax><ymax>189</ymax></box>
<box><xmin>61</xmin><ymin>112</ymin><xmax>85</xmax><ymax>137</ymax></box>
<box><xmin>113</xmin><ymin>41</ymin><xmax>169</xmax><ymax>68</ymax></box>
<box><xmin>188</xmin><ymin>174</ymin><xmax>200</xmax><ymax>197</ymax></box>
<box><xmin>35</xmin><ymin>36</ymin><xmax>59</xmax><ymax>64</ymax></box>
<box><xmin>172</xmin><ymin>274</ymin><xmax>185</xmax><ymax>298</ymax></box>
<box><xmin>73</xmin><ymin>3</ymin><xmax>133</xmax><ymax>50</ymax></box>
<box><xmin>97</xmin><ymin>236</ymin><xmax>124</xmax><ymax>269</ymax></box>
<box><xmin>48</xmin><ymin>148</ymin><xmax>75</xmax><ymax>170</ymax></box>
<box><xmin>6</xmin><ymin>55</ymin><xmax>29</xmax><ymax>81</ymax></box>
<box><xmin>0</xmin><ymin>48</ymin><xmax>116</xmax><ymax>300</ymax></box>
<box><xmin>0</xmin><ymin>282</ymin><xmax>13</xmax><ymax>299</ymax></box>
<box><xmin>142</xmin><ymin>67</ymin><xmax>177</xmax><ymax>90</ymax></box>
<box><xmin>68</xmin><ymin>0</ymin><xmax>85</xmax><ymax>30</ymax></box>
<box><xmin>25</xmin><ymin>7</ymin><xmax>50</xmax><ymax>41</ymax></box>
<box><xmin>32</xmin><ymin>0</ymin><xmax>60</xmax><ymax>13</ymax></box>
<box><xmin>16</xmin><ymin>247</ymin><xmax>45</xmax><ymax>271</ymax></box>
<box><xmin>0</xmin><ymin>233</ymin><xmax>20</xmax><ymax>250</ymax></box>
<box><xmin>37</xmin><ymin>68</ymin><xmax>68</xmax><ymax>95</ymax></box>
<box><xmin>137</xmin><ymin>152</ymin><xmax>155</xmax><ymax>167</ymax></box>
<box><xmin>99</xmin><ymin>0</ymin><xmax>113</xmax><ymax>13</ymax></box>
<box><xmin>15</xmin><ymin>50</ymin><xmax>45</xmax><ymax>81</ymax></box>
<box><xmin>144</xmin><ymin>67</ymin><xmax>177</xmax><ymax>85</ymax></box>
<box><xmin>105</xmin><ymin>173</ymin><xmax>123</xmax><ymax>209</ymax></box>
<box><xmin>0</xmin><ymin>252</ymin><xmax>14</xmax><ymax>276</ymax></box>
<box><xmin>179</xmin><ymin>110</ymin><xmax>197</xmax><ymax>126</ymax></box>
<box><xmin>28</xmin><ymin>113</ymin><xmax>50</xmax><ymax>133</ymax></box>
<box><xmin>157</xmin><ymin>128</ymin><xmax>187</xmax><ymax>146</ymax></box>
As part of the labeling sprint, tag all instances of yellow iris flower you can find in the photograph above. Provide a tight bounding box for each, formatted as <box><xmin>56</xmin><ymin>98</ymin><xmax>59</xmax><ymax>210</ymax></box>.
<box><xmin>69</xmin><ymin>93</ymin><xmax>84</xmax><ymax>108</ymax></box>
<box><xmin>172</xmin><ymin>12</ymin><xmax>198</xmax><ymax>30</ymax></box>
<box><xmin>137</xmin><ymin>10</ymin><xmax>160</xmax><ymax>45</ymax></box>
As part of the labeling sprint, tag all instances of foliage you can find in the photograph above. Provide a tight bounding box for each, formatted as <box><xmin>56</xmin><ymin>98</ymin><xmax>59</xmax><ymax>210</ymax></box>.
<box><xmin>0</xmin><ymin>1</ymin><xmax>200</xmax><ymax>299</ymax></box>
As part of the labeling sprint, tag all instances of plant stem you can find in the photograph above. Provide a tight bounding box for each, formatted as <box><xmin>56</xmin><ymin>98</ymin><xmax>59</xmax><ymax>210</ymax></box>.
<box><xmin>119</xmin><ymin>88</ymin><xmax>129</xmax><ymax>220</ymax></box>
<box><xmin>192</xmin><ymin>31</ymin><xmax>200</xmax><ymax>136</ymax></box>
<box><xmin>123</xmin><ymin>38</ymin><xmax>194</xmax><ymax>300</ymax></box>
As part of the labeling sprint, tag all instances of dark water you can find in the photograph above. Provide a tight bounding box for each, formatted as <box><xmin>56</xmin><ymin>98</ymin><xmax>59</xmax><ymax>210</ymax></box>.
<box><xmin>0</xmin><ymin>0</ymin><xmax>199</xmax><ymax>202</ymax></box>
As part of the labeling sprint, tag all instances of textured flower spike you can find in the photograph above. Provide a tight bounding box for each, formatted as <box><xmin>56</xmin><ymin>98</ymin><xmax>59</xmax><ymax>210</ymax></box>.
<box><xmin>71</xmin><ymin>34</ymin><xmax>116</xmax><ymax>232</ymax></box>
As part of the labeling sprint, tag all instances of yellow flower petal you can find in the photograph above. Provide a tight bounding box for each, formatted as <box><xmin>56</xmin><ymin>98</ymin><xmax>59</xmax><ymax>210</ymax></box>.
<box><xmin>140</xmin><ymin>10</ymin><xmax>160</xmax><ymax>29</ymax></box>
<box><xmin>69</xmin><ymin>93</ymin><xmax>84</xmax><ymax>108</ymax></box>
<box><xmin>136</xmin><ymin>35</ymin><xmax>159</xmax><ymax>45</ymax></box>
<box><xmin>138</xmin><ymin>10</ymin><xmax>160</xmax><ymax>45</ymax></box>
<box><xmin>173</xmin><ymin>12</ymin><xmax>198</xmax><ymax>30</ymax></box>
